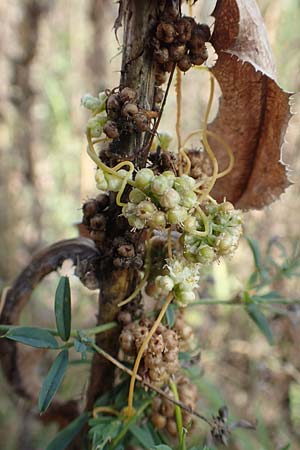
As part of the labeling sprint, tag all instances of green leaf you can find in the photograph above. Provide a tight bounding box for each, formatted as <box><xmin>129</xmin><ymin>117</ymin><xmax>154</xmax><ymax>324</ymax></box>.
<box><xmin>5</xmin><ymin>327</ymin><xmax>58</xmax><ymax>349</ymax></box>
<box><xmin>245</xmin><ymin>303</ymin><xmax>274</xmax><ymax>345</ymax></box>
<box><xmin>39</xmin><ymin>350</ymin><xmax>69</xmax><ymax>413</ymax></box>
<box><xmin>150</xmin><ymin>446</ymin><xmax>173</xmax><ymax>450</ymax></box>
<box><xmin>55</xmin><ymin>276</ymin><xmax>71</xmax><ymax>341</ymax></box>
<box><xmin>246</xmin><ymin>237</ymin><xmax>269</xmax><ymax>281</ymax></box>
<box><xmin>46</xmin><ymin>413</ymin><xmax>88</xmax><ymax>450</ymax></box>
<box><xmin>129</xmin><ymin>424</ymin><xmax>155</xmax><ymax>447</ymax></box>
<box><xmin>166</xmin><ymin>303</ymin><xmax>176</xmax><ymax>328</ymax></box>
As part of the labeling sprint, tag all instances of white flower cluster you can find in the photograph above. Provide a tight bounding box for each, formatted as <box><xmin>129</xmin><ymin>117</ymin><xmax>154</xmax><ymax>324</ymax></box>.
<box><xmin>155</xmin><ymin>258</ymin><xmax>201</xmax><ymax>306</ymax></box>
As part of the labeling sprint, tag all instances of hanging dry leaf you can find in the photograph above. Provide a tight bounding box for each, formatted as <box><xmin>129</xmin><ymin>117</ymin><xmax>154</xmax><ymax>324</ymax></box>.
<box><xmin>208</xmin><ymin>0</ymin><xmax>292</xmax><ymax>209</ymax></box>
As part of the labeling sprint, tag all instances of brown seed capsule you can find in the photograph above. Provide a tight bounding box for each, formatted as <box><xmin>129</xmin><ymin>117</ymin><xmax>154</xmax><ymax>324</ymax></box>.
<box><xmin>156</xmin><ymin>22</ymin><xmax>175</xmax><ymax>44</ymax></box>
<box><xmin>161</xmin><ymin>399</ymin><xmax>175</xmax><ymax>418</ymax></box>
<box><xmin>149</xmin><ymin>366</ymin><xmax>166</xmax><ymax>382</ymax></box>
<box><xmin>117</xmin><ymin>244</ymin><xmax>135</xmax><ymax>258</ymax></box>
<box><xmin>166</xmin><ymin>418</ymin><xmax>177</xmax><ymax>436</ymax></box>
<box><xmin>144</xmin><ymin>353</ymin><xmax>163</xmax><ymax>369</ymax></box>
<box><xmin>90</xmin><ymin>214</ymin><xmax>106</xmax><ymax>231</ymax></box>
<box><xmin>155</xmin><ymin>69</ymin><xmax>168</xmax><ymax>86</ymax></box>
<box><xmin>153</xmin><ymin>47</ymin><xmax>169</xmax><ymax>64</ymax></box>
<box><xmin>103</xmin><ymin>120</ymin><xmax>120</xmax><ymax>139</ymax></box>
<box><xmin>95</xmin><ymin>193</ymin><xmax>109</xmax><ymax>210</ymax></box>
<box><xmin>198</xmin><ymin>23</ymin><xmax>211</xmax><ymax>42</ymax></box>
<box><xmin>152</xmin><ymin>396</ymin><xmax>163</xmax><ymax>412</ymax></box>
<box><xmin>163</xmin><ymin>329</ymin><xmax>178</xmax><ymax>351</ymax></box>
<box><xmin>117</xmin><ymin>310</ymin><xmax>132</xmax><ymax>325</ymax></box>
<box><xmin>120</xmin><ymin>87</ymin><xmax>137</xmax><ymax>104</ymax></box>
<box><xmin>163</xmin><ymin>60</ymin><xmax>174</xmax><ymax>73</ymax></box>
<box><xmin>106</xmin><ymin>93</ymin><xmax>121</xmax><ymax>119</ymax></box>
<box><xmin>169</xmin><ymin>44</ymin><xmax>186</xmax><ymax>62</ymax></box>
<box><xmin>149</xmin><ymin>334</ymin><xmax>165</xmax><ymax>354</ymax></box>
<box><xmin>119</xmin><ymin>330</ymin><xmax>134</xmax><ymax>353</ymax></box>
<box><xmin>190</xmin><ymin>47</ymin><xmax>208</xmax><ymax>66</ymax></box>
<box><xmin>177</xmin><ymin>55</ymin><xmax>192</xmax><ymax>72</ymax></box>
<box><xmin>164</xmin><ymin>350</ymin><xmax>178</xmax><ymax>362</ymax></box>
<box><xmin>89</xmin><ymin>230</ymin><xmax>105</xmax><ymax>242</ymax></box>
<box><xmin>82</xmin><ymin>200</ymin><xmax>98</xmax><ymax>220</ymax></box>
<box><xmin>121</xmin><ymin>102</ymin><xmax>139</xmax><ymax>119</ymax></box>
<box><xmin>151</xmin><ymin>412</ymin><xmax>167</xmax><ymax>430</ymax></box>
<box><xmin>133</xmin><ymin>112</ymin><xmax>150</xmax><ymax>131</ymax></box>
<box><xmin>175</xmin><ymin>17</ymin><xmax>193</xmax><ymax>43</ymax></box>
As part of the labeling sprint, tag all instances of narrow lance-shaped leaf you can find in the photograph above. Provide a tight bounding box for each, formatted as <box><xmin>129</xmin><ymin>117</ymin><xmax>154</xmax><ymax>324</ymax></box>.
<box><xmin>38</xmin><ymin>349</ymin><xmax>69</xmax><ymax>413</ymax></box>
<box><xmin>245</xmin><ymin>303</ymin><xmax>274</xmax><ymax>345</ymax></box>
<box><xmin>46</xmin><ymin>413</ymin><xmax>89</xmax><ymax>450</ymax></box>
<box><xmin>5</xmin><ymin>327</ymin><xmax>58</xmax><ymax>349</ymax></box>
<box><xmin>55</xmin><ymin>276</ymin><xmax>71</xmax><ymax>341</ymax></box>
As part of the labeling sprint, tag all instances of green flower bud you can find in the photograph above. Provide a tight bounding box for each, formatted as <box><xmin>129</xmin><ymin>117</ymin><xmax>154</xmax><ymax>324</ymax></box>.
<box><xmin>98</xmin><ymin>91</ymin><xmax>108</xmax><ymax>112</ymax></box>
<box><xmin>151</xmin><ymin>175</ymin><xmax>170</xmax><ymax>195</ymax></box>
<box><xmin>160</xmin><ymin>188</ymin><xmax>181</xmax><ymax>209</ymax></box>
<box><xmin>122</xmin><ymin>202</ymin><xmax>137</xmax><ymax>217</ymax></box>
<box><xmin>183</xmin><ymin>216</ymin><xmax>198</xmax><ymax>232</ymax></box>
<box><xmin>87</xmin><ymin>115</ymin><xmax>107</xmax><ymax>137</ymax></box>
<box><xmin>155</xmin><ymin>275</ymin><xmax>174</xmax><ymax>292</ymax></box>
<box><xmin>129</xmin><ymin>188</ymin><xmax>146</xmax><ymax>204</ymax></box>
<box><xmin>175</xmin><ymin>288</ymin><xmax>196</xmax><ymax>306</ymax></box>
<box><xmin>105</xmin><ymin>169</ymin><xmax>131</xmax><ymax>192</ymax></box>
<box><xmin>219</xmin><ymin>201</ymin><xmax>234</xmax><ymax>213</ymax></box>
<box><xmin>136</xmin><ymin>200</ymin><xmax>157</xmax><ymax>220</ymax></box>
<box><xmin>174</xmin><ymin>174</ymin><xmax>196</xmax><ymax>194</ymax></box>
<box><xmin>196</xmin><ymin>245</ymin><xmax>215</xmax><ymax>263</ymax></box>
<box><xmin>158</xmin><ymin>132</ymin><xmax>172</xmax><ymax>150</ymax></box>
<box><xmin>216</xmin><ymin>232</ymin><xmax>236</xmax><ymax>255</ymax></box>
<box><xmin>148</xmin><ymin>211</ymin><xmax>167</xmax><ymax>230</ymax></box>
<box><xmin>81</xmin><ymin>93</ymin><xmax>102</xmax><ymax>111</ymax></box>
<box><xmin>179</xmin><ymin>190</ymin><xmax>198</xmax><ymax>209</ymax></box>
<box><xmin>95</xmin><ymin>169</ymin><xmax>108</xmax><ymax>191</ymax></box>
<box><xmin>135</xmin><ymin>168</ymin><xmax>155</xmax><ymax>190</ymax></box>
<box><xmin>167</xmin><ymin>206</ymin><xmax>188</xmax><ymax>224</ymax></box>
<box><xmin>162</xmin><ymin>171</ymin><xmax>176</xmax><ymax>187</ymax></box>
<box><xmin>127</xmin><ymin>214</ymin><xmax>146</xmax><ymax>229</ymax></box>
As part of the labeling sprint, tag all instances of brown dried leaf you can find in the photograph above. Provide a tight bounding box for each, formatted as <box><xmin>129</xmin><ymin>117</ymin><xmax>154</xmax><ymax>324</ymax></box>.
<box><xmin>208</xmin><ymin>0</ymin><xmax>292</xmax><ymax>209</ymax></box>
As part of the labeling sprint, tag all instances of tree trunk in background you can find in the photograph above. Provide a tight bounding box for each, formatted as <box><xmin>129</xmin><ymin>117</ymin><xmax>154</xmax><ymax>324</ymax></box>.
<box><xmin>0</xmin><ymin>0</ymin><xmax>49</xmax><ymax>283</ymax></box>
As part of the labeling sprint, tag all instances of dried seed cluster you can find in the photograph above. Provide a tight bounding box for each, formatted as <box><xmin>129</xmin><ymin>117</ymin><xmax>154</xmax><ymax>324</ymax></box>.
<box><xmin>153</xmin><ymin>16</ymin><xmax>211</xmax><ymax>84</ymax></box>
<box><xmin>119</xmin><ymin>318</ymin><xmax>179</xmax><ymax>387</ymax></box>
<box><xmin>82</xmin><ymin>87</ymin><xmax>158</xmax><ymax>140</ymax></box>
<box><xmin>82</xmin><ymin>194</ymin><xmax>109</xmax><ymax>244</ymax></box>
<box><xmin>151</xmin><ymin>376</ymin><xmax>198</xmax><ymax>433</ymax></box>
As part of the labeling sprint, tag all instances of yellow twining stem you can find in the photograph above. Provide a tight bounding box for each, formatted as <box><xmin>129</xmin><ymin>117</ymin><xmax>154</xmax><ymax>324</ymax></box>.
<box><xmin>179</xmin><ymin>148</ymin><xmax>192</xmax><ymax>175</ymax></box>
<box><xmin>183</xmin><ymin>128</ymin><xmax>235</xmax><ymax>182</ymax></box>
<box><xmin>190</xmin><ymin>205</ymin><xmax>210</xmax><ymax>237</ymax></box>
<box><xmin>92</xmin><ymin>406</ymin><xmax>120</xmax><ymax>419</ymax></box>
<box><xmin>176</xmin><ymin>67</ymin><xmax>183</xmax><ymax>175</ymax></box>
<box><xmin>127</xmin><ymin>293</ymin><xmax>173</xmax><ymax>416</ymax></box>
<box><xmin>188</xmin><ymin>0</ymin><xmax>193</xmax><ymax>16</ymax></box>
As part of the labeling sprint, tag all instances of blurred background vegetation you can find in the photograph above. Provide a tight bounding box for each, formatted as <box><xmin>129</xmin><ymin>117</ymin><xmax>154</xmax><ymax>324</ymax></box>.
<box><xmin>0</xmin><ymin>0</ymin><xmax>300</xmax><ymax>449</ymax></box>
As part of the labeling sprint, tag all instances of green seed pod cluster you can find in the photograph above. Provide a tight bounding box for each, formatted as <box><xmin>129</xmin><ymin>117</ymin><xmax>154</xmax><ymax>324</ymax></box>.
<box><xmin>95</xmin><ymin>167</ymin><xmax>131</xmax><ymax>192</ymax></box>
<box><xmin>122</xmin><ymin>169</ymin><xmax>198</xmax><ymax>230</ymax></box>
<box><xmin>151</xmin><ymin>376</ymin><xmax>198</xmax><ymax>433</ymax></box>
<box><xmin>181</xmin><ymin>201</ymin><xmax>243</xmax><ymax>263</ymax></box>
<box><xmin>119</xmin><ymin>318</ymin><xmax>179</xmax><ymax>388</ymax></box>
<box><xmin>155</xmin><ymin>258</ymin><xmax>201</xmax><ymax>307</ymax></box>
<box><xmin>81</xmin><ymin>92</ymin><xmax>108</xmax><ymax>138</ymax></box>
